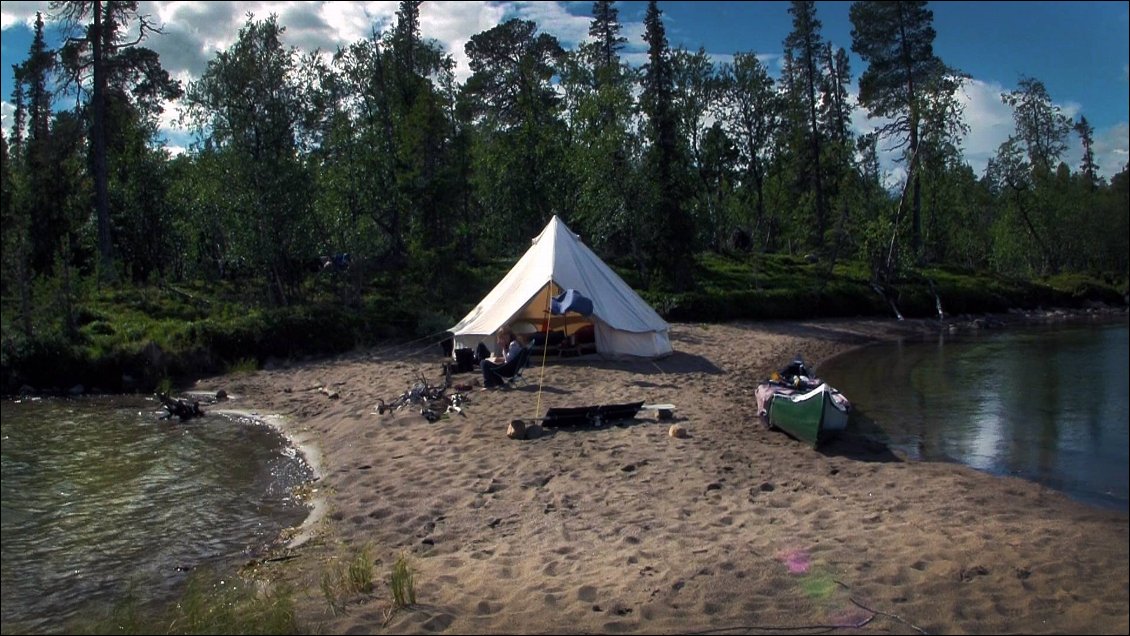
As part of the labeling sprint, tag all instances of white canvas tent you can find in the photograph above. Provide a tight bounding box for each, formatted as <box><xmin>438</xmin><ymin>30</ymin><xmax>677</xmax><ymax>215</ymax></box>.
<box><xmin>450</xmin><ymin>216</ymin><xmax>672</xmax><ymax>359</ymax></box>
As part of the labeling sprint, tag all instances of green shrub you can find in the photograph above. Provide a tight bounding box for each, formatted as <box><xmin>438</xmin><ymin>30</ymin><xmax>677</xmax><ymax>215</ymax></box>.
<box><xmin>347</xmin><ymin>545</ymin><xmax>375</xmax><ymax>595</ymax></box>
<box><xmin>389</xmin><ymin>554</ymin><xmax>416</xmax><ymax>609</ymax></box>
<box><xmin>320</xmin><ymin>544</ymin><xmax>376</xmax><ymax>616</ymax></box>
<box><xmin>227</xmin><ymin>357</ymin><xmax>259</xmax><ymax>375</ymax></box>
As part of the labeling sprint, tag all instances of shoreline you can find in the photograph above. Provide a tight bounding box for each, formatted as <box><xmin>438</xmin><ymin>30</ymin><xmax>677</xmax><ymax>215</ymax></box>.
<box><xmin>213</xmin><ymin>409</ymin><xmax>330</xmax><ymax>550</ymax></box>
<box><xmin>206</xmin><ymin>309</ymin><xmax>1128</xmax><ymax>634</ymax></box>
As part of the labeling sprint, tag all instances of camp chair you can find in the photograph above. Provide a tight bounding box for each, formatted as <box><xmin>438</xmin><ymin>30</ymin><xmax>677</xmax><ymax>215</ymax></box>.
<box><xmin>488</xmin><ymin>345</ymin><xmax>531</xmax><ymax>389</ymax></box>
<box><xmin>505</xmin><ymin>345</ymin><xmax>533</xmax><ymax>388</ymax></box>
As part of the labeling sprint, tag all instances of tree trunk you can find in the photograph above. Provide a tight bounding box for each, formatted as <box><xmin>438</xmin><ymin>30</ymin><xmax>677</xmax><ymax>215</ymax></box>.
<box><xmin>92</xmin><ymin>1</ymin><xmax>114</xmax><ymax>282</ymax></box>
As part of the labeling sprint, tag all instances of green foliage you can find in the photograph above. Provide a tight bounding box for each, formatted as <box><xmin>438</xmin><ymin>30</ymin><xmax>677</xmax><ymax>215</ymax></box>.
<box><xmin>0</xmin><ymin>328</ymin><xmax>84</xmax><ymax>391</ymax></box>
<box><xmin>67</xmin><ymin>568</ymin><xmax>301</xmax><ymax>635</ymax></box>
<box><xmin>415</xmin><ymin>310</ymin><xmax>457</xmax><ymax>339</ymax></box>
<box><xmin>226</xmin><ymin>357</ymin><xmax>259</xmax><ymax>375</ymax></box>
<box><xmin>388</xmin><ymin>553</ymin><xmax>416</xmax><ymax>609</ymax></box>
<box><xmin>1</xmin><ymin>275</ymin><xmax>419</xmax><ymax>393</ymax></box>
<box><xmin>320</xmin><ymin>544</ymin><xmax>376</xmax><ymax>616</ymax></box>
<box><xmin>348</xmin><ymin>546</ymin><xmax>376</xmax><ymax>595</ymax></box>
<box><xmin>636</xmin><ymin>253</ymin><xmax>1118</xmax><ymax>323</ymax></box>
<box><xmin>1042</xmin><ymin>273</ymin><xmax>1125</xmax><ymax>305</ymax></box>
<box><xmin>320</xmin><ymin>571</ymin><xmax>345</xmax><ymax>617</ymax></box>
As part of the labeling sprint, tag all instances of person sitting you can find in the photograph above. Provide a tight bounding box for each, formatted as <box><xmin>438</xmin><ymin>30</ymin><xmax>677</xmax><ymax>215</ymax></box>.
<box><xmin>480</xmin><ymin>329</ymin><xmax>525</xmax><ymax>389</ymax></box>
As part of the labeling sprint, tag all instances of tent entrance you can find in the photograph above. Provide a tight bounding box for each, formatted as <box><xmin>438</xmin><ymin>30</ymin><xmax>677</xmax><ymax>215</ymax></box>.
<box><xmin>503</xmin><ymin>283</ymin><xmax>596</xmax><ymax>357</ymax></box>
<box><xmin>506</xmin><ymin>282</ymin><xmax>591</xmax><ymax>337</ymax></box>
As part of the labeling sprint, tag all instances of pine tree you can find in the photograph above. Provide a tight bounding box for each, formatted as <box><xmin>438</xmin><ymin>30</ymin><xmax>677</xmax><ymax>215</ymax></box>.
<box><xmin>641</xmin><ymin>0</ymin><xmax>694</xmax><ymax>291</ymax></box>
<box><xmin>783</xmin><ymin>0</ymin><xmax>829</xmax><ymax>252</ymax></box>
<box><xmin>1002</xmin><ymin>77</ymin><xmax>1072</xmax><ymax>176</ymax></box>
<box><xmin>1</xmin><ymin>130</ymin><xmax>34</xmax><ymax>338</ymax></box>
<box><xmin>52</xmin><ymin>0</ymin><xmax>181</xmax><ymax>282</ymax></box>
<box><xmin>850</xmin><ymin>0</ymin><xmax>948</xmax><ymax>264</ymax></box>
<box><xmin>1074</xmin><ymin>116</ymin><xmax>1097</xmax><ymax>189</ymax></box>
<box><xmin>13</xmin><ymin>13</ymin><xmax>65</xmax><ymax>274</ymax></box>
<box><xmin>463</xmin><ymin>18</ymin><xmax>566</xmax><ymax>243</ymax></box>
<box><xmin>589</xmin><ymin>0</ymin><xmax>627</xmax><ymax>84</ymax></box>
<box><xmin>564</xmin><ymin>1</ymin><xmax>638</xmax><ymax>254</ymax></box>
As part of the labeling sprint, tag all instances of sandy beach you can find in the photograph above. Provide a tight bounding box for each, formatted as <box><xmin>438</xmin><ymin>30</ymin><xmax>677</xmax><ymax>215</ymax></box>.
<box><xmin>208</xmin><ymin>315</ymin><xmax>1128</xmax><ymax>635</ymax></box>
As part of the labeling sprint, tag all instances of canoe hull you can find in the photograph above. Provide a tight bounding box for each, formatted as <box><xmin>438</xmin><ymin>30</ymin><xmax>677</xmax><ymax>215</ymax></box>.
<box><xmin>765</xmin><ymin>383</ymin><xmax>850</xmax><ymax>447</ymax></box>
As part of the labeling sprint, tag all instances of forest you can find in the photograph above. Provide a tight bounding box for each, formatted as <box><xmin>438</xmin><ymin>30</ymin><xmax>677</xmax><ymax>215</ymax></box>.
<box><xmin>1</xmin><ymin>1</ymin><xmax>1127</xmax><ymax>393</ymax></box>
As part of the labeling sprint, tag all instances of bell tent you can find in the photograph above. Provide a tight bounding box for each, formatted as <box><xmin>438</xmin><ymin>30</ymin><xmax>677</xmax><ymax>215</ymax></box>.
<box><xmin>449</xmin><ymin>216</ymin><xmax>672</xmax><ymax>359</ymax></box>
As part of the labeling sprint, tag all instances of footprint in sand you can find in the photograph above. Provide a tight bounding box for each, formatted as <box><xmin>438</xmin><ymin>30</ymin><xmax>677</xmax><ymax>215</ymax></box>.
<box><xmin>960</xmin><ymin>565</ymin><xmax>989</xmax><ymax>581</ymax></box>
<box><xmin>419</xmin><ymin>613</ymin><xmax>454</xmax><ymax>632</ymax></box>
<box><xmin>475</xmin><ymin>600</ymin><xmax>498</xmax><ymax>615</ymax></box>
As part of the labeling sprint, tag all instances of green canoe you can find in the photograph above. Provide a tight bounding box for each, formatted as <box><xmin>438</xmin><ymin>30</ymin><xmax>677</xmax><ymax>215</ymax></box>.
<box><xmin>764</xmin><ymin>383</ymin><xmax>851</xmax><ymax>447</ymax></box>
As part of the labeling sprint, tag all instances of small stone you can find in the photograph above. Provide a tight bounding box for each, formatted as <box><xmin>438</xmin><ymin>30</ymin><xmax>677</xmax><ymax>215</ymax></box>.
<box><xmin>668</xmin><ymin>424</ymin><xmax>687</xmax><ymax>438</ymax></box>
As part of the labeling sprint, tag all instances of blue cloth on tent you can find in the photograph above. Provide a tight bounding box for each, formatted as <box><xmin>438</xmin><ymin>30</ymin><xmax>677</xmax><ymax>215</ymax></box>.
<box><xmin>551</xmin><ymin>289</ymin><xmax>593</xmax><ymax>316</ymax></box>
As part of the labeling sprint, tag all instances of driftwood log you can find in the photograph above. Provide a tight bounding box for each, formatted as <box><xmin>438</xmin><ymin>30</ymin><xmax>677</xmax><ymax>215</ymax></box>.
<box><xmin>158</xmin><ymin>392</ymin><xmax>205</xmax><ymax>422</ymax></box>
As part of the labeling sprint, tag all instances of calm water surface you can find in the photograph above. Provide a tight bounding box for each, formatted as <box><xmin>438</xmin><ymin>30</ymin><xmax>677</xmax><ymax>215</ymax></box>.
<box><xmin>0</xmin><ymin>396</ymin><xmax>313</xmax><ymax>634</ymax></box>
<box><xmin>820</xmin><ymin>319</ymin><xmax>1129</xmax><ymax>512</ymax></box>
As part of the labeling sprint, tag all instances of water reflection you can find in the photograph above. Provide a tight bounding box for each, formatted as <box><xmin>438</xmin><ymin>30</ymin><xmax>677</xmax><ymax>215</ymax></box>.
<box><xmin>821</xmin><ymin>321</ymin><xmax>1129</xmax><ymax>511</ymax></box>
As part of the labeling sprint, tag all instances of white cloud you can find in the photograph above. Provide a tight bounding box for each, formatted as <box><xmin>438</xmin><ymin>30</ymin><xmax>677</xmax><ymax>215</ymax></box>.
<box><xmin>1</xmin><ymin>99</ymin><xmax>13</xmax><ymax>135</ymax></box>
<box><xmin>845</xmin><ymin>77</ymin><xmax>1128</xmax><ymax>183</ymax></box>
<box><xmin>142</xmin><ymin>2</ymin><xmax>399</xmax><ymax>78</ymax></box>
<box><xmin>623</xmin><ymin>51</ymin><xmax>649</xmax><ymax>69</ymax></box>
<box><xmin>622</xmin><ymin>20</ymin><xmax>646</xmax><ymax>51</ymax></box>
<box><xmin>511</xmin><ymin>1</ymin><xmax>589</xmax><ymax>47</ymax></box>
<box><xmin>1094</xmin><ymin>122</ymin><xmax>1129</xmax><ymax>177</ymax></box>
<box><xmin>0</xmin><ymin>1</ymin><xmax>49</xmax><ymax>30</ymax></box>
<box><xmin>419</xmin><ymin>1</ymin><xmax>506</xmax><ymax>84</ymax></box>
<box><xmin>156</xmin><ymin>82</ymin><xmax>191</xmax><ymax>134</ymax></box>
<box><xmin>319</xmin><ymin>2</ymin><xmax>397</xmax><ymax>45</ymax></box>
<box><xmin>956</xmin><ymin>79</ymin><xmax>1129</xmax><ymax>179</ymax></box>
<box><xmin>956</xmin><ymin>78</ymin><xmax>1013</xmax><ymax>176</ymax></box>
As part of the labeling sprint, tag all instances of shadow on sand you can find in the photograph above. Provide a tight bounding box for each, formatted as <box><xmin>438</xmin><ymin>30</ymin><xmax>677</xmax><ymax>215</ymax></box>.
<box><xmin>817</xmin><ymin>410</ymin><xmax>904</xmax><ymax>463</ymax></box>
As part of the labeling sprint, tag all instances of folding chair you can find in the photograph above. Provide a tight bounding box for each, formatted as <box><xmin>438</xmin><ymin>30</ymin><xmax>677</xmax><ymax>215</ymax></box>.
<box><xmin>502</xmin><ymin>346</ymin><xmax>532</xmax><ymax>388</ymax></box>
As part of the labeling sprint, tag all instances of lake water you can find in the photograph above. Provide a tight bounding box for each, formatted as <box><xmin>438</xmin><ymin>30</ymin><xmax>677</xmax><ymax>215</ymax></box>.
<box><xmin>819</xmin><ymin>319</ymin><xmax>1129</xmax><ymax>512</ymax></box>
<box><xmin>0</xmin><ymin>396</ymin><xmax>314</xmax><ymax>634</ymax></box>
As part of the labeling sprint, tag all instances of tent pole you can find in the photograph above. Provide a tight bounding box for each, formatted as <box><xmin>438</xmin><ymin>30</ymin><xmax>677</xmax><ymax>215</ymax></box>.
<box><xmin>532</xmin><ymin>284</ymin><xmax>553</xmax><ymax>423</ymax></box>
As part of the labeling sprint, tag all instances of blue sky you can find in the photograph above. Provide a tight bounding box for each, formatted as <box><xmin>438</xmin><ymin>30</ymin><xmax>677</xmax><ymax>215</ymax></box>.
<box><xmin>2</xmin><ymin>1</ymin><xmax>1127</xmax><ymax>179</ymax></box>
